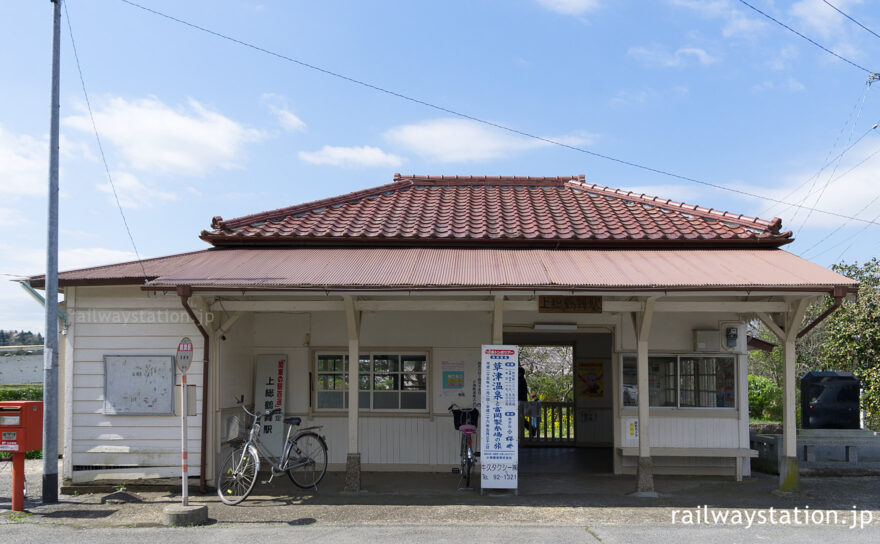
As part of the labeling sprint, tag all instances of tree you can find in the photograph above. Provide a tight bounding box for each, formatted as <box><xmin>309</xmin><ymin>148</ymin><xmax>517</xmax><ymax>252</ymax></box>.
<box><xmin>820</xmin><ymin>259</ymin><xmax>880</xmax><ymax>416</ymax></box>
<box><xmin>518</xmin><ymin>345</ymin><xmax>573</xmax><ymax>402</ymax></box>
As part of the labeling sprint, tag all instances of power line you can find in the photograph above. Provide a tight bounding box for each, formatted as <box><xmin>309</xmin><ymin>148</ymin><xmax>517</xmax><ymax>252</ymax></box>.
<box><xmin>822</xmin><ymin>0</ymin><xmax>880</xmax><ymax>42</ymax></box>
<box><xmin>115</xmin><ymin>0</ymin><xmax>880</xmax><ymax>227</ymax></box>
<box><xmin>736</xmin><ymin>0</ymin><xmax>876</xmax><ymax>74</ymax></box>
<box><xmin>836</xmin><ymin>206</ymin><xmax>880</xmax><ymax>261</ymax></box>
<box><xmin>64</xmin><ymin>1</ymin><xmax>149</xmax><ymax>281</ymax></box>
<box><xmin>794</xmin><ymin>88</ymin><xmax>870</xmax><ymax>231</ymax></box>
<box><xmin>801</xmin><ymin>194</ymin><xmax>880</xmax><ymax>258</ymax></box>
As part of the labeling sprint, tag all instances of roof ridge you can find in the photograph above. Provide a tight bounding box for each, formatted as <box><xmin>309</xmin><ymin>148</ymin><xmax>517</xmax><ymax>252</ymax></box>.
<box><xmin>567</xmin><ymin>180</ymin><xmax>783</xmax><ymax>232</ymax></box>
<box><xmin>397</xmin><ymin>173</ymin><xmax>583</xmax><ymax>185</ymax></box>
<box><xmin>216</xmin><ymin>179</ymin><xmax>414</xmax><ymax>230</ymax></box>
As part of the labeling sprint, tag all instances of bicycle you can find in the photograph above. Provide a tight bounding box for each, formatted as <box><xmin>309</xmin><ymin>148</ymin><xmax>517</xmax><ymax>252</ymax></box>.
<box><xmin>217</xmin><ymin>404</ymin><xmax>328</xmax><ymax>505</ymax></box>
<box><xmin>448</xmin><ymin>403</ymin><xmax>479</xmax><ymax>490</ymax></box>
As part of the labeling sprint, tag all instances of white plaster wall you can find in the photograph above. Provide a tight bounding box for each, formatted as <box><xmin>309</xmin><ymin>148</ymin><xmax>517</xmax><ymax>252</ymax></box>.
<box><xmin>0</xmin><ymin>353</ymin><xmax>44</xmax><ymax>384</ymax></box>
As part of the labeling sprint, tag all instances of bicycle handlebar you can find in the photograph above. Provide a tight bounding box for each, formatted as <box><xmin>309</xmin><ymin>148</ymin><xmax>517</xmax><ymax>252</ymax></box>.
<box><xmin>237</xmin><ymin>403</ymin><xmax>281</xmax><ymax>421</ymax></box>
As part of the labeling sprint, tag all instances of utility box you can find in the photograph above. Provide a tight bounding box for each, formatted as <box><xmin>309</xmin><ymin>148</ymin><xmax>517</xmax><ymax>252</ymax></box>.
<box><xmin>0</xmin><ymin>401</ymin><xmax>43</xmax><ymax>453</ymax></box>
<box><xmin>801</xmin><ymin>371</ymin><xmax>860</xmax><ymax>430</ymax></box>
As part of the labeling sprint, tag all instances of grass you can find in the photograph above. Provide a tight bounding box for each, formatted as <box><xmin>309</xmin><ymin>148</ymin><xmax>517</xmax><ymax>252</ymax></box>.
<box><xmin>4</xmin><ymin>511</ymin><xmax>32</xmax><ymax>523</ymax></box>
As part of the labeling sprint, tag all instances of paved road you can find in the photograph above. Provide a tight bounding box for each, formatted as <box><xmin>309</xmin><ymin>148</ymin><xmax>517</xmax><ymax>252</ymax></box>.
<box><xmin>2</xmin><ymin>523</ymin><xmax>878</xmax><ymax>543</ymax></box>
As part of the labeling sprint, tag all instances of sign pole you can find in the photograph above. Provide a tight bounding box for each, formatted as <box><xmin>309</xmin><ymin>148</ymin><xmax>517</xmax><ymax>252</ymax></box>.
<box><xmin>176</xmin><ymin>338</ymin><xmax>193</xmax><ymax>506</ymax></box>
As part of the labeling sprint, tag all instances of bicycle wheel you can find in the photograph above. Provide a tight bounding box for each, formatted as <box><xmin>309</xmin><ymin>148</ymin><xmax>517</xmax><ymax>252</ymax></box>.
<box><xmin>217</xmin><ymin>444</ymin><xmax>259</xmax><ymax>505</ymax></box>
<box><xmin>463</xmin><ymin>443</ymin><xmax>473</xmax><ymax>488</ymax></box>
<box><xmin>286</xmin><ymin>432</ymin><xmax>328</xmax><ymax>489</ymax></box>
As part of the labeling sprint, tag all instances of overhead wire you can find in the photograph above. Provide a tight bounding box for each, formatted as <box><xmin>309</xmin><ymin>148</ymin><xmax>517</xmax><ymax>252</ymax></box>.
<box><xmin>821</xmin><ymin>0</ymin><xmax>880</xmax><ymax>42</ymax></box>
<box><xmin>736</xmin><ymin>0</ymin><xmax>876</xmax><ymax>74</ymax></box>
<box><xmin>793</xmin><ymin>84</ymin><xmax>870</xmax><ymax>231</ymax></box>
<box><xmin>64</xmin><ymin>1</ymin><xmax>149</xmax><ymax>281</ymax></box>
<box><xmin>113</xmin><ymin>0</ymin><xmax>880</xmax><ymax>228</ymax></box>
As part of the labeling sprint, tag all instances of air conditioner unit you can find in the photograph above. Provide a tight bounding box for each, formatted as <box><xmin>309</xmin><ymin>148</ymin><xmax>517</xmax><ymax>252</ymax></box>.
<box><xmin>694</xmin><ymin>330</ymin><xmax>721</xmax><ymax>352</ymax></box>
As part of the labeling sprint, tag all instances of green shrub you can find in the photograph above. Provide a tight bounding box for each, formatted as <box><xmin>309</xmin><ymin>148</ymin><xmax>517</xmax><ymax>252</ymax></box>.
<box><xmin>748</xmin><ymin>375</ymin><xmax>782</xmax><ymax>422</ymax></box>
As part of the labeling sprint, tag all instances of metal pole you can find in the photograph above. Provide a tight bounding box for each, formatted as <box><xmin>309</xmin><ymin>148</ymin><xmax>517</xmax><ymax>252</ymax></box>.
<box><xmin>42</xmin><ymin>0</ymin><xmax>62</xmax><ymax>505</ymax></box>
<box><xmin>181</xmin><ymin>373</ymin><xmax>188</xmax><ymax>506</ymax></box>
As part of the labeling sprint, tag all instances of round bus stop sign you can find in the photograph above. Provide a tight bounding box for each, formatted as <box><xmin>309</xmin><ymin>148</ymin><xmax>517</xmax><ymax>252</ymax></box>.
<box><xmin>176</xmin><ymin>337</ymin><xmax>193</xmax><ymax>373</ymax></box>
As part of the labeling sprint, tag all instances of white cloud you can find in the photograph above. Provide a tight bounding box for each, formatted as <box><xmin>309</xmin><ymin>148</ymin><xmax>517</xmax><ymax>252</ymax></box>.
<box><xmin>63</xmin><ymin>96</ymin><xmax>264</xmax><ymax>176</ymax></box>
<box><xmin>609</xmin><ymin>86</ymin><xmax>689</xmax><ymax>107</ymax></box>
<box><xmin>790</xmin><ymin>0</ymin><xmax>859</xmax><ymax>38</ymax></box>
<box><xmin>0</xmin><ymin>124</ymin><xmax>47</xmax><ymax>196</ymax></box>
<box><xmin>743</xmin><ymin>148</ymin><xmax>880</xmax><ymax>230</ymax></box>
<box><xmin>97</xmin><ymin>171</ymin><xmax>177</xmax><ymax>210</ymax></box>
<box><xmin>668</xmin><ymin>0</ymin><xmax>765</xmax><ymax>38</ymax></box>
<box><xmin>537</xmin><ymin>0</ymin><xmax>600</xmax><ymax>16</ymax></box>
<box><xmin>628</xmin><ymin>44</ymin><xmax>718</xmax><ymax>67</ymax></box>
<box><xmin>384</xmin><ymin>118</ymin><xmax>592</xmax><ymax>163</ymax></box>
<box><xmin>298</xmin><ymin>145</ymin><xmax>403</xmax><ymax>168</ymax></box>
<box><xmin>0</xmin><ymin>208</ymin><xmax>30</xmax><ymax>228</ymax></box>
<box><xmin>261</xmin><ymin>93</ymin><xmax>306</xmax><ymax>132</ymax></box>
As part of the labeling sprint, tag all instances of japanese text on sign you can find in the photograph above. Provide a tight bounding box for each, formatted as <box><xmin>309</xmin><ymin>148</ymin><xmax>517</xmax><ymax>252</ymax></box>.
<box><xmin>480</xmin><ymin>345</ymin><xmax>518</xmax><ymax>490</ymax></box>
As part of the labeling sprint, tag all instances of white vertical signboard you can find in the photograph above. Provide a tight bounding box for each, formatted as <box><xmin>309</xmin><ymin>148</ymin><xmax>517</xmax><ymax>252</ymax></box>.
<box><xmin>254</xmin><ymin>354</ymin><xmax>287</xmax><ymax>458</ymax></box>
<box><xmin>480</xmin><ymin>345</ymin><xmax>518</xmax><ymax>490</ymax></box>
<box><xmin>175</xmin><ymin>337</ymin><xmax>193</xmax><ymax>506</ymax></box>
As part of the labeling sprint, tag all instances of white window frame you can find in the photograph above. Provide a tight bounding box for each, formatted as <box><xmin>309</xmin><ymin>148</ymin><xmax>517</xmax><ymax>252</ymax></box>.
<box><xmin>314</xmin><ymin>351</ymin><xmax>429</xmax><ymax>413</ymax></box>
<box><xmin>619</xmin><ymin>353</ymin><xmax>737</xmax><ymax>410</ymax></box>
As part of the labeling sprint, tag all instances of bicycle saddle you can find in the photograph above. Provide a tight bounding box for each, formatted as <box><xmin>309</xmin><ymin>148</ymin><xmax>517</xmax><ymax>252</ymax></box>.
<box><xmin>459</xmin><ymin>424</ymin><xmax>477</xmax><ymax>435</ymax></box>
<box><xmin>284</xmin><ymin>416</ymin><xmax>302</xmax><ymax>426</ymax></box>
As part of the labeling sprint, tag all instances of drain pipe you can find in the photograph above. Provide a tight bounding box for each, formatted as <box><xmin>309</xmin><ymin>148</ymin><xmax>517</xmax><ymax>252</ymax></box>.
<box><xmin>797</xmin><ymin>286</ymin><xmax>848</xmax><ymax>339</ymax></box>
<box><xmin>177</xmin><ymin>286</ymin><xmax>210</xmax><ymax>494</ymax></box>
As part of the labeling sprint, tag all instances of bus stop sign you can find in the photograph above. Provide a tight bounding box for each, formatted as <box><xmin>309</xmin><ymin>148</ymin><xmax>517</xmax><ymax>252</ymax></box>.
<box><xmin>176</xmin><ymin>337</ymin><xmax>193</xmax><ymax>373</ymax></box>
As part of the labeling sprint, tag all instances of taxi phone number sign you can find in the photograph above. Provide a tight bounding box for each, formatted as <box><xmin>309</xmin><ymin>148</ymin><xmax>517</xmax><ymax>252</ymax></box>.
<box><xmin>480</xmin><ymin>345</ymin><xmax>518</xmax><ymax>490</ymax></box>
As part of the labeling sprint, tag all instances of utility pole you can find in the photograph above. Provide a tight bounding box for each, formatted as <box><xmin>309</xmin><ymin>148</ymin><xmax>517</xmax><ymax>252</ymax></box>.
<box><xmin>43</xmin><ymin>0</ymin><xmax>62</xmax><ymax>505</ymax></box>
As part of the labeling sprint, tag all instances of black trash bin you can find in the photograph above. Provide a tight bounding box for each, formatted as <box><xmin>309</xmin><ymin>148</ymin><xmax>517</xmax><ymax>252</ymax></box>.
<box><xmin>800</xmin><ymin>371</ymin><xmax>860</xmax><ymax>429</ymax></box>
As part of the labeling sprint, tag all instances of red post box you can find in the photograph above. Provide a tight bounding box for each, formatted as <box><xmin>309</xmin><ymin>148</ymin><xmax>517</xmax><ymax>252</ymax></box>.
<box><xmin>0</xmin><ymin>401</ymin><xmax>43</xmax><ymax>512</ymax></box>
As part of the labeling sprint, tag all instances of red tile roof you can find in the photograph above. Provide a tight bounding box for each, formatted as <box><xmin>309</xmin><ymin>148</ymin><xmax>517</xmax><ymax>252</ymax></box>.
<box><xmin>200</xmin><ymin>175</ymin><xmax>792</xmax><ymax>248</ymax></box>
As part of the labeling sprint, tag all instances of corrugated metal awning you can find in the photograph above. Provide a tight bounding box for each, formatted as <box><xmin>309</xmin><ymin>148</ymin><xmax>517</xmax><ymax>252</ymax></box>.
<box><xmin>115</xmin><ymin>248</ymin><xmax>859</xmax><ymax>292</ymax></box>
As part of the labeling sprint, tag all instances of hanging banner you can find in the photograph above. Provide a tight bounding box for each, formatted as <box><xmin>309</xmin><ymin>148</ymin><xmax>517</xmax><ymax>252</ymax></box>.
<box><xmin>480</xmin><ymin>345</ymin><xmax>518</xmax><ymax>490</ymax></box>
<box><xmin>254</xmin><ymin>354</ymin><xmax>287</xmax><ymax>458</ymax></box>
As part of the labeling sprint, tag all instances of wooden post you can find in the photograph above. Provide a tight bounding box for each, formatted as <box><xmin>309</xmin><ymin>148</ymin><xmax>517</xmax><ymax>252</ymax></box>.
<box><xmin>492</xmin><ymin>295</ymin><xmax>504</xmax><ymax>344</ymax></box>
<box><xmin>634</xmin><ymin>297</ymin><xmax>657</xmax><ymax>495</ymax></box>
<box><xmin>343</xmin><ymin>296</ymin><xmax>361</xmax><ymax>492</ymax></box>
<box><xmin>758</xmin><ymin>298</ymin><xmax>809</xmax><ymax>492</ymax></box>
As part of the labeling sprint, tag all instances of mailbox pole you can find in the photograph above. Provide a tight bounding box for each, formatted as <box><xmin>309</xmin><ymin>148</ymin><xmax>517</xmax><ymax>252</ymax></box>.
<box><xmin>42</xmin><ymin>0</ymin><xmax>62</xmax><ymax>505</ymax></box>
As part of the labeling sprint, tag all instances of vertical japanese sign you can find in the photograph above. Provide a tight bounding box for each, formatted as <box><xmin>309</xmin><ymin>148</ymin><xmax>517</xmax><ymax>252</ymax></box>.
<box><xmin>480</xmin><ymin>345</ymin><xmax>518</xmax><ymax>490</ymax></box>
<box><xmin>254</xmin><ymin>354</ymin><xmax>287</xmax><ymax>458</ymax></box>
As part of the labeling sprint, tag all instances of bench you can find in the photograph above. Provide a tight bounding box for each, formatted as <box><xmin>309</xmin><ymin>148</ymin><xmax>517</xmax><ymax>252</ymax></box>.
<box><xmin>618</xmin><ymin>447</ymin><xmax>758</xmax><ymax>481</ymax></box>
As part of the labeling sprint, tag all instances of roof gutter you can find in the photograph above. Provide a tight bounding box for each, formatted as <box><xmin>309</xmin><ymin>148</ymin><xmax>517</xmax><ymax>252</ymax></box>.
<box><xmin>177</xmin><ymin>285</ymin><xmax>210</xmax><ymax>494</ymax></box>
<box><xmin>19</xmin><ymin>280</ymin><xmax>68</xmax><ymax>330</ymax></box>
<box><xmin>797</xmin><ymin>285</ymin><xmax>849</xmax><ymax>339</ymax></box>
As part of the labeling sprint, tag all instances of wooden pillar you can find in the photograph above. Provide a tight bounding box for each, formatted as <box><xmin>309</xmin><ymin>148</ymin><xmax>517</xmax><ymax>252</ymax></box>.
<box><xmin>343</xmin><ymin>296</ymin><xmax>361</xmax><ymax>492</ymax></box>
<box><xmin>633</xmin><ymin>297</ymin><xmax>656</xmax><ymax>495</ymax></box>
<box><xmin>758</xmin><ymin>298</ymin><xmax>808</xmax><ymax>492</ymax></box>
<box><xmin>492</xmin><ymin>294</ymin><xmax>504</xmax><ymax>344</ymax></box>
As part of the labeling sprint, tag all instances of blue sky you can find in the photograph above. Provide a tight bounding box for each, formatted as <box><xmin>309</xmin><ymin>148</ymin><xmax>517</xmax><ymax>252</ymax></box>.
<box><xmin>1</xmin><ymin>0</ymin><xmax>879</xmax><ymax>332</ymax></box>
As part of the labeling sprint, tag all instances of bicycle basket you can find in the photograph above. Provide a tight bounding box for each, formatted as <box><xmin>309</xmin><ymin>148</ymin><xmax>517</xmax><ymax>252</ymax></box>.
<box><xmin>451</xmin><ymin>408</ymin><xmax>479</xmax><ymax>430</ymax></box>
<box><xmin>223</xmin><ymin>415</ymin><xmax>248</xmax><ymax>445</ymax></box>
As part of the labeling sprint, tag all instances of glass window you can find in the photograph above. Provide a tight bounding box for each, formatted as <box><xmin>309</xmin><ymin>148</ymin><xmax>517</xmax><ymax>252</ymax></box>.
<box><xmin>622</xmin><ymin>354</ymin><xmax>735</xmax><ymax>408</ymax></box>
<box><xmin>316</xmin><ymin>353</ymin><xmax>427</xmax><ymax>412</ymax></box>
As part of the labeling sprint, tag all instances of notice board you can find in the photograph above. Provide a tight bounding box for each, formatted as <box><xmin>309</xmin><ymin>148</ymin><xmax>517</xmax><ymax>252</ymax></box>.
<box><xmin>480</xmin><ymin>345</ymin><xmax>518</xmax><ymax>490</ymax></box>
<box><xmin>103</xmin><ymin>355</ymin><xmax>175</xmax><ymax>415</ymax></box>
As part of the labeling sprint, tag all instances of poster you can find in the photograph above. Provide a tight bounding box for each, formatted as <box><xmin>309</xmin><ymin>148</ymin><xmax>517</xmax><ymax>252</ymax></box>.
<box><xmin>441</xmin><ymin>361</ymin><xmax>466</xmax><ymax>398</ymax></box>
<box><xmin>576</xmin><ymin>361</ymin><xmax>604</xmax><ymax>397</ymax></box>
<box><xmin>480</xmin><ymin>345</ymin><xmax>518</xmax><ymax>490</ymax></box>
<box><xmin>624</xmin><ymin>417</ymin><xmax>639</xmax><ymax>441</ymax></box>
<box><xmin>254</xmin><ymin>354</ymin><xmax>287</xmax><ymax>458</ymax></box>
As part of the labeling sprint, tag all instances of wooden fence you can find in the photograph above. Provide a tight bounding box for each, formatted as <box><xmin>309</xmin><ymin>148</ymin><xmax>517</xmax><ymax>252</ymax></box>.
<box><xmin>519</xmin><ymin>401</ymin><xmax>575</xmax><ymax>446</ymax></box>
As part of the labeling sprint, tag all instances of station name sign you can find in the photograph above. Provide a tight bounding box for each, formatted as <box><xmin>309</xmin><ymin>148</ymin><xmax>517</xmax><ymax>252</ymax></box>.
<box><xmin>538</xmin><ymin>295</ymin><xmax>602</xmax><ymax>314</ymax></box>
